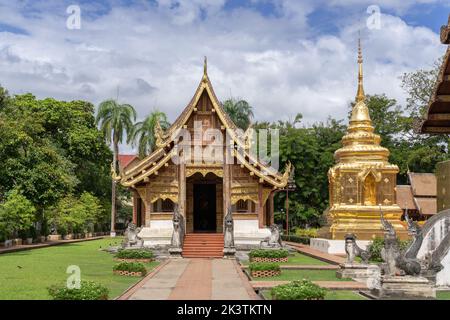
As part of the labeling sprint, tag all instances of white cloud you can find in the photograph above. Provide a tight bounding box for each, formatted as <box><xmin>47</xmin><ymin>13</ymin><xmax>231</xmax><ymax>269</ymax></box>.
<box><xmin>0</xmin><ymin>1</ymin><xmax>446</xmax><ymax>153</ymax></box>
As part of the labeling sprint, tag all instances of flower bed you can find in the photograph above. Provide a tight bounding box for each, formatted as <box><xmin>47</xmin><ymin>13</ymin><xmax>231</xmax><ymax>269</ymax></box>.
<box><xmin>251</xmin><ymin>257</ymin><xmax>288</xmax><ymax>263</ymax></box>
<box><xmin>270</xmin><ymin>280</ymin><xmax>327</xmax><ymax>300</ymax></box>
<box><xmin>48</xmin><ymin>280</ymin><xmax>109</xmax><ymax>300</ymax></box>
<box><xmin>113</xmin><ymin>262</ymin><xmax>147</xmax><ymax>277</ymax></box>
<box><xmin>114</xmin><ymin>249</ymin><xmax>154</xmax><ymax>263</ymax></box>
<box><xmin>249</xmin><ymin>262</ymin><xmax>281</xmax><ymax>278</ymax></box>
<box><xmin>249</xmin><ymin>249</ymin><xmax>289</xmax><ymax>263</ymax></box>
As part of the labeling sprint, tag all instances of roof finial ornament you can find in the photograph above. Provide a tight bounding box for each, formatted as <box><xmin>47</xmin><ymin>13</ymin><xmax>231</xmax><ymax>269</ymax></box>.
<box><xmin>356</xmin><ymin>33</ymin><xmax>365</xmax><ymax>103</ymax></box>
<box><xmin>204</xmin><ymin>56</ymin><xmax>207</xmax><ymax>76</ymax></box>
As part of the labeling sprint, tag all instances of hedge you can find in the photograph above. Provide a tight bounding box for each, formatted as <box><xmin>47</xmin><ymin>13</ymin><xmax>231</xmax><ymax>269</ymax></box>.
<box><xmin>281</xmin><ymin>235</ymin><xmax>310</xmax><ymax>245</ymax></box>
<box><xmin>113</xmin><ymin>262</ymin><xmax>147</xmax><ymax>275</ymax></box>
<box><xmin>249</xmin><ymin>249</ymin><xmax>289</xmax><ymax>259</ymax></box>
<box><xmin>115</xmin><ymin>249</ymin><xmax>153</xmax><ymax>259</ymax></box>
<box><xmin>249</xmin><ymin>262</ymin><xmax>281</xmax><ymax>272</ymax></box>
<box><xmin>270</xmin><ymin>280</ymin><xmax>327</xmax><ymax>300</ymax></box>
<box><xmin>48</xmin><ymin>281</ymin><xmax>109</xmax><ymax>300</ymax></box>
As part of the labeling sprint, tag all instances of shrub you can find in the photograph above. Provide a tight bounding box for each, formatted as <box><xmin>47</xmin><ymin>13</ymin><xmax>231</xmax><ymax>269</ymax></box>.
<box><xmin>281</xmin><ymin>235</ymin><xmax>310</xmax><ymax>245</ymax></box>
<box><xmin>270</xmin><ymin>280</ymin><xmax>327</xmax><ymax>300</ymax></box>
<box><xmin>115</xmin><ymin>249</ymin><xmax>153</xmax><ymax>259</ymax></box>
<box><xmin>113</xmin><ymin>262</ymin><xmax>147</xmax><ymax>275</ymax></box>
<box><xmin>249</xmin><ymin>262</ymin><xmax>280</xmax><ymax>272</ymax></box>
<box><xmin>367</xmin><ymin>237</ymin><xmax>412</xmax><ymax>262</ymax></box>
<box><xmin>294</xmin><ymin>228</ymin><xmax>318</xmax><ymax>238</ymax></box>
<box><xmin>48</xmin><ymin>281</ymin><xmax>109</xmax><ymax>300</ymax></box>
<box><xmin>249</xmin><ymin>249</ymin><xmax>289</xmax><ymax>259</ymax></box>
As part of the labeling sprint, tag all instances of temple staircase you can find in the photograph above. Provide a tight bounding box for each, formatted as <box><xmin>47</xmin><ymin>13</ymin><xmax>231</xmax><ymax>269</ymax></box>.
<box><xmin>182</xmin><ymin>233</ymin><xmax>224</xmax><ymax>258</ymax></box>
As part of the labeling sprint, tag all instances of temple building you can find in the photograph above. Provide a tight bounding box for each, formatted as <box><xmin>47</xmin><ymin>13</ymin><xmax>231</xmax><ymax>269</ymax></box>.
<box><xmin>396</xmin><ymin>172</ymin><xmax>437</xmax><ymax>221</ymax></box>
<box><xmin>115</xmin><ymin>59</ymin><xmax>291</xmax><ymax>256</ymax></box>
<box><xmin>422</xmin><ymin>15</ymin><xmax>450</xmax><ymax>213</ymax></box>
<box><xmin>327</xmin><ymin>40</ymin><xmax>407</xmax><ymax>240</ymax></box>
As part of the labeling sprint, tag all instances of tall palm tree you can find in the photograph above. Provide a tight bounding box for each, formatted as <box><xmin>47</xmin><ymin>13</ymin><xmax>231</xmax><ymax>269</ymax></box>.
<box><xmin>130</xmin><ymin>110</ymin><xmax>170</xmax><ymax>158</ymax></box>
<box><xmin>95</xmin><ymin>99</ymin><xmax>136</xmax><ymax>236</ymax></box>
<box><xmin>222</xmin><ymin>98</ymin><xmax>254</xmax><ymax>130</ymax></box>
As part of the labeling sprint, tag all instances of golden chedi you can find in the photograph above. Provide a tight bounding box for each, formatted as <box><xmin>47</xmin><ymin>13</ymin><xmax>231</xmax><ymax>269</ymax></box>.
<box><xmin>327</xmin><ymin>40</ymin><xmax>407</xmax><ymax>240</ymax></box>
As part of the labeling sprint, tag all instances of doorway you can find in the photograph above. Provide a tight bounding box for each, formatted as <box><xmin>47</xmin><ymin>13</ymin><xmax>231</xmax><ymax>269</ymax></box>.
<box><xmin>193</xmin><ymin>183</ymin><xmax>217</xmax><ymax>232</ymax></box>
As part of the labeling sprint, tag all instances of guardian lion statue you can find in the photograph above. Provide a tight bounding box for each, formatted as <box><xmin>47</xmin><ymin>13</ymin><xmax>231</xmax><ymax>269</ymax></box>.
<box><xmin>260</xmin><ymin>224</ymin><xmax>283</xmax><ymax>248</ymax></box>
<box><xmin>122</xmin><ymin>222</ymin><xmax>143</xmax><ymax>248</ymax></box>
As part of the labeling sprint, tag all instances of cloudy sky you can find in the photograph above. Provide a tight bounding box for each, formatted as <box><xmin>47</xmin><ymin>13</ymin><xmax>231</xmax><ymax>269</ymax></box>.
<box><xmin>0</xmin><ymin>0</ymin><xmax>449</xmax><ymax>152</ymax></box>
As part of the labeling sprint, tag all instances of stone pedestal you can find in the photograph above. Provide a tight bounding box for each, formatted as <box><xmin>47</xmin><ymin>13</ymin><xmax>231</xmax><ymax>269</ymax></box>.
<box><xmin>336</xmin><ymin>263</ymin><xmax>373</xmax><ymax>282</ymax></box>
<box><xmin>168</xmin><ymin>247</ymin><xmax>183</xmax><ymax>258</ymax></box>
<box><xmin>372</xmin><ymin>276</ymin><xmax>436</xmax><ymax>300</ymax></box>
<box><xmin>223</xmin><ymin>247</ymin><xmax>236</xmax><ymax>258</ymax></box>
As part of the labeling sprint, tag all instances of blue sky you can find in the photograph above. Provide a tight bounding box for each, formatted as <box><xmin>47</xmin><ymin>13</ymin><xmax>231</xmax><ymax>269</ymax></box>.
<box><xmin>0</xmin><ymin>0</ymin><xmax>449</xmax><ymax>153</ymax></box>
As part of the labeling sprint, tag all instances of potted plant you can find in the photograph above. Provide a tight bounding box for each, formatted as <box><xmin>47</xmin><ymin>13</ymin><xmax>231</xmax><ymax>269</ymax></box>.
<box><xmin>113</xmin><ymin>262</ymin><xmax>147</xmax><ymax>277</ymax></box>
<box><xmin>114</xmin><ymin>249</ymin><xmax>154</xmax><ymax>263</ymax></box>
<box><xmin>249</xmin><ymin>249</ymin><xmax>290</xmax><ymax>263</ymax></box>
<box><xmin>249</xmin><ymin>262</ymin><xmax>281</xmax><ymax>278</ymax></box>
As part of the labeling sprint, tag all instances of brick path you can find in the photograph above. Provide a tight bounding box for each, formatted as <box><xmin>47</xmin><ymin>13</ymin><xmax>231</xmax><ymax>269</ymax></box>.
<box><xmin>125</xmin><ymin>258</ymin><xmax>257</xmax><ymax>300</ymax></box>
<box><xmin>0</xmin><ymin>236</ymin><xmax>105</xmax><ymax>254</ymax></box>
<box><xmin>284</xmin><ymin>242</ymin><xmax>346</xmax><ymax>265</ymax></box>
<box><xmin>250</xmin><ymin>280</ymin><xmax>367</xmax><ymax>290</ymax></box>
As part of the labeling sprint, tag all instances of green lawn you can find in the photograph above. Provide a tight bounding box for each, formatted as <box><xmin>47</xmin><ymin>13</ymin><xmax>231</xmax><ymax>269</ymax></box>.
<box><xmin>243</xmin><ymin>253</ymin><xmax>329</xmax><ymax>266</ymax></box>
<box><xmin>261</xmin><ymin>289</ymin><xmax>366</xmax><ymax>300</ymax></box>
<box><xmin>251</xmin><ymin>269</ymin><xmax>351</xmax><ymax>281</ymax></box>
<box><xmin>0</xmin><ymin>238</ymin><xmax>159</xmax><ymax>300</ymax></box>
<box><xmin>437</xmin><ymin>291</ymin><xmax>450</xmax><ymax>300</ymax></box>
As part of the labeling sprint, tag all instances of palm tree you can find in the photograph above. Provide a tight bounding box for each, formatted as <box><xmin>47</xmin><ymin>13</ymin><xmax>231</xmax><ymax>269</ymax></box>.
<box><xmin>95</xmin><ymin>99</ymin><xmax>136</xmax><ymax>236</ymax></box>
<box><xmin>222</xmin><ymin>98</ymin><xmax>254</xmax><ymax>130</ymax></box>
<box><xmin>130</xmin><ymin>110</ymin><xmax>170</xmax><ymax>158</ymax></box>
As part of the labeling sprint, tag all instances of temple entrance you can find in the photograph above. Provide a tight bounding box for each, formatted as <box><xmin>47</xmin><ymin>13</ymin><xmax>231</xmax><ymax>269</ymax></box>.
<box><xmin>193</xmin><ymin>184</ymin><xmax>217</xmax><ymax>232</ymax></box>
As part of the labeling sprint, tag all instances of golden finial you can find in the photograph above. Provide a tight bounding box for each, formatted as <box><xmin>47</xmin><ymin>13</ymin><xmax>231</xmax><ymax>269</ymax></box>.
<box><xmin>356</xmin><ymin>36</ymin><xmax>365</xmax><ymax>103</ymax></box>
<box><xmin>203</xmin><ymin>56</ymin><xmax>207</xmax><ymax>76</ymax></box>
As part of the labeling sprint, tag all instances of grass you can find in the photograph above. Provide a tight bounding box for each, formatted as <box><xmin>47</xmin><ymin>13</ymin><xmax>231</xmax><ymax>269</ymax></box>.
<box><xmin>261</xmin><ymin>289</ymin><xmax>366</xmax><ymax>300</ymax></box>
<box><xmin>250</xmin><ymin>269</ymin><xmax>351</xmax><ymax>281</ymax></box>
<box><xmin>243</xmin><ymin>253</ymin><xmax>329</xmax><ymax>266</ymax></box>
<box><xmin>437</xmin><ymin>291</ymin><xmax>450</xmax><ymax>300</ymax></box>
<box><xmin>0</xmin><ymin>237</ymin><xmax>159</xmax><ymax>300</ymax></box>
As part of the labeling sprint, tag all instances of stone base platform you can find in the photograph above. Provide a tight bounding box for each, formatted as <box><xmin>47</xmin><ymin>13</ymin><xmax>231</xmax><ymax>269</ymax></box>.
<box><xmin>310</xmin><ymin>238</ymin><xmax>371</xmax><ymax>255</ymax></box>
<box><xmin>336</xmin><ymin>263</ymin><xmax>378</xmax><ymax>282</ymax></box>
<box><xmin>371</xmin><ymin>276</ymin><xmax>436</xmax><ymax>300</ymax></box>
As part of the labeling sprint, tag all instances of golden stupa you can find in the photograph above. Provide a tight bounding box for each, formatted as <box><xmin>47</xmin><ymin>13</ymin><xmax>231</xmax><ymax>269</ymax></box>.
<box><xmin>327</xmin><ymin>39</ymin><xmax>407</xmax><ymax>240</ymax></box>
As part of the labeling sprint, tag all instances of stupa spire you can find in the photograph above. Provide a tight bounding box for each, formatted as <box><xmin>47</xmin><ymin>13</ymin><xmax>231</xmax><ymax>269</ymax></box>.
<box><xmin>356</xmin><ymin>37</ymin><xmax>365</xmax><ymax>103</ymax></box>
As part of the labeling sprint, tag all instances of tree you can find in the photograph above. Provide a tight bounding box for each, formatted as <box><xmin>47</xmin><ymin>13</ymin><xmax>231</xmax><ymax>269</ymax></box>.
<box><xmin>130</xmin><ymin>110</ymin><xmax>170</xmax><ymax>158</ymax></box>
<box><xmin>223</xmin><ymin>98</ymin><xmax>254</xmax><ymax>130</ymax></box>
<box><xmin>95</xmin><ymin>99</ymin><xmax>136</xmax><ymax>235</ymax></box>
<box><xmin>0</xmin><ymin>189</ymin><xmax>35</xmax><ymax>240</ymax></box>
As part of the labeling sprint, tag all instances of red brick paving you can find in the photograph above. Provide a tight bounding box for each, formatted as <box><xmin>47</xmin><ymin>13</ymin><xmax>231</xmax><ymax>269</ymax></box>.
<box><xmin>250</xmin><ymin>280</ymin><xmax>367</xmax><ymax>290</ymax></box>
<box><xmin>285</xmin><ymin>242</ymin><xmax>346</xmax><ymax>265</ymax></box>
<box><xmin>168</xmin><ymin>258</ymin><xmax>213</xmax><ymax>300</ymax></box>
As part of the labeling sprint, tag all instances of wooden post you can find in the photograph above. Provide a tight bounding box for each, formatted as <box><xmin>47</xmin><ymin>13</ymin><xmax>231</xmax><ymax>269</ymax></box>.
<box><xmin>269</xmin><ymin>192</ymin><xmax>275</xmax><ymax>225</ymax></box>
<box><xmin>223</xmin><ymin>163</ymin><xmax>231</xmax><ymax>228</ymax></box>
<box><xmin>258</xmin><ymin>184</ymin><xmax>264</xmax><ymax>228</ymax></box>
<box><xmin>179</xmin><ymin>164</ymin><xmax>186</xmax><ymax>231</ymax></box>
<box><xmin>132</xmin><ymin>190</ymin><xmax>138</xmax><ymax>225</ymax></box>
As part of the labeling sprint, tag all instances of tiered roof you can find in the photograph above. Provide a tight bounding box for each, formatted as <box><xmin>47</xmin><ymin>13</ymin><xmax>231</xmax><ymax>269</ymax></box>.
<box><xmin>421</xmin><ymin>15</ymin><xmax>450</xmax><ymax>133</ymax></box>
<box><xmin>117</xmin><ymin>58</ymin><xmax>291</xmax><ymax>188</ymax></box>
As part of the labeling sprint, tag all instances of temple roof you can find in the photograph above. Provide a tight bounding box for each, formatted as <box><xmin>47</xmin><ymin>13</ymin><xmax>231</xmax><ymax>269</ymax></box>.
<box><xmin>116</xmin><ymin>58</ymin><xmax>291</xmax><ymax>188</ymax></box>
<box><xmin>421</xmin><ymin>15</ymin><xmax>450</xmax><ymax>133</ymax></box>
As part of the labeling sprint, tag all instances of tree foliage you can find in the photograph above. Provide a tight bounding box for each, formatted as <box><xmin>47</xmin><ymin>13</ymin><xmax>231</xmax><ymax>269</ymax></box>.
<box><xmin>223</xmin><ymin>98</ymin><xmax>254</xmax><ymax>130</ymax></box>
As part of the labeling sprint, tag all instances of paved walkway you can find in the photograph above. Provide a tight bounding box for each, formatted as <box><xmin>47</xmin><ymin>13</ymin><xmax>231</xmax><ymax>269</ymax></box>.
<box><xmin>250</xmin><ymin>280</ymin><xmax>367</xmax><ymax>290</ymax></box>
<box><xmin>284</xmin><ymin>242</ymin><xmax>346</xmax><ymax>265</ymax></box>
<box><xmin>0</xmin><ymin>236</ymin><xmax>106</xmax><ymax>254</ymax></box>
<box><xmin>124</xmin><ymin>259</ymin><xmax>258</xmax><ymax>300</ymax></box>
